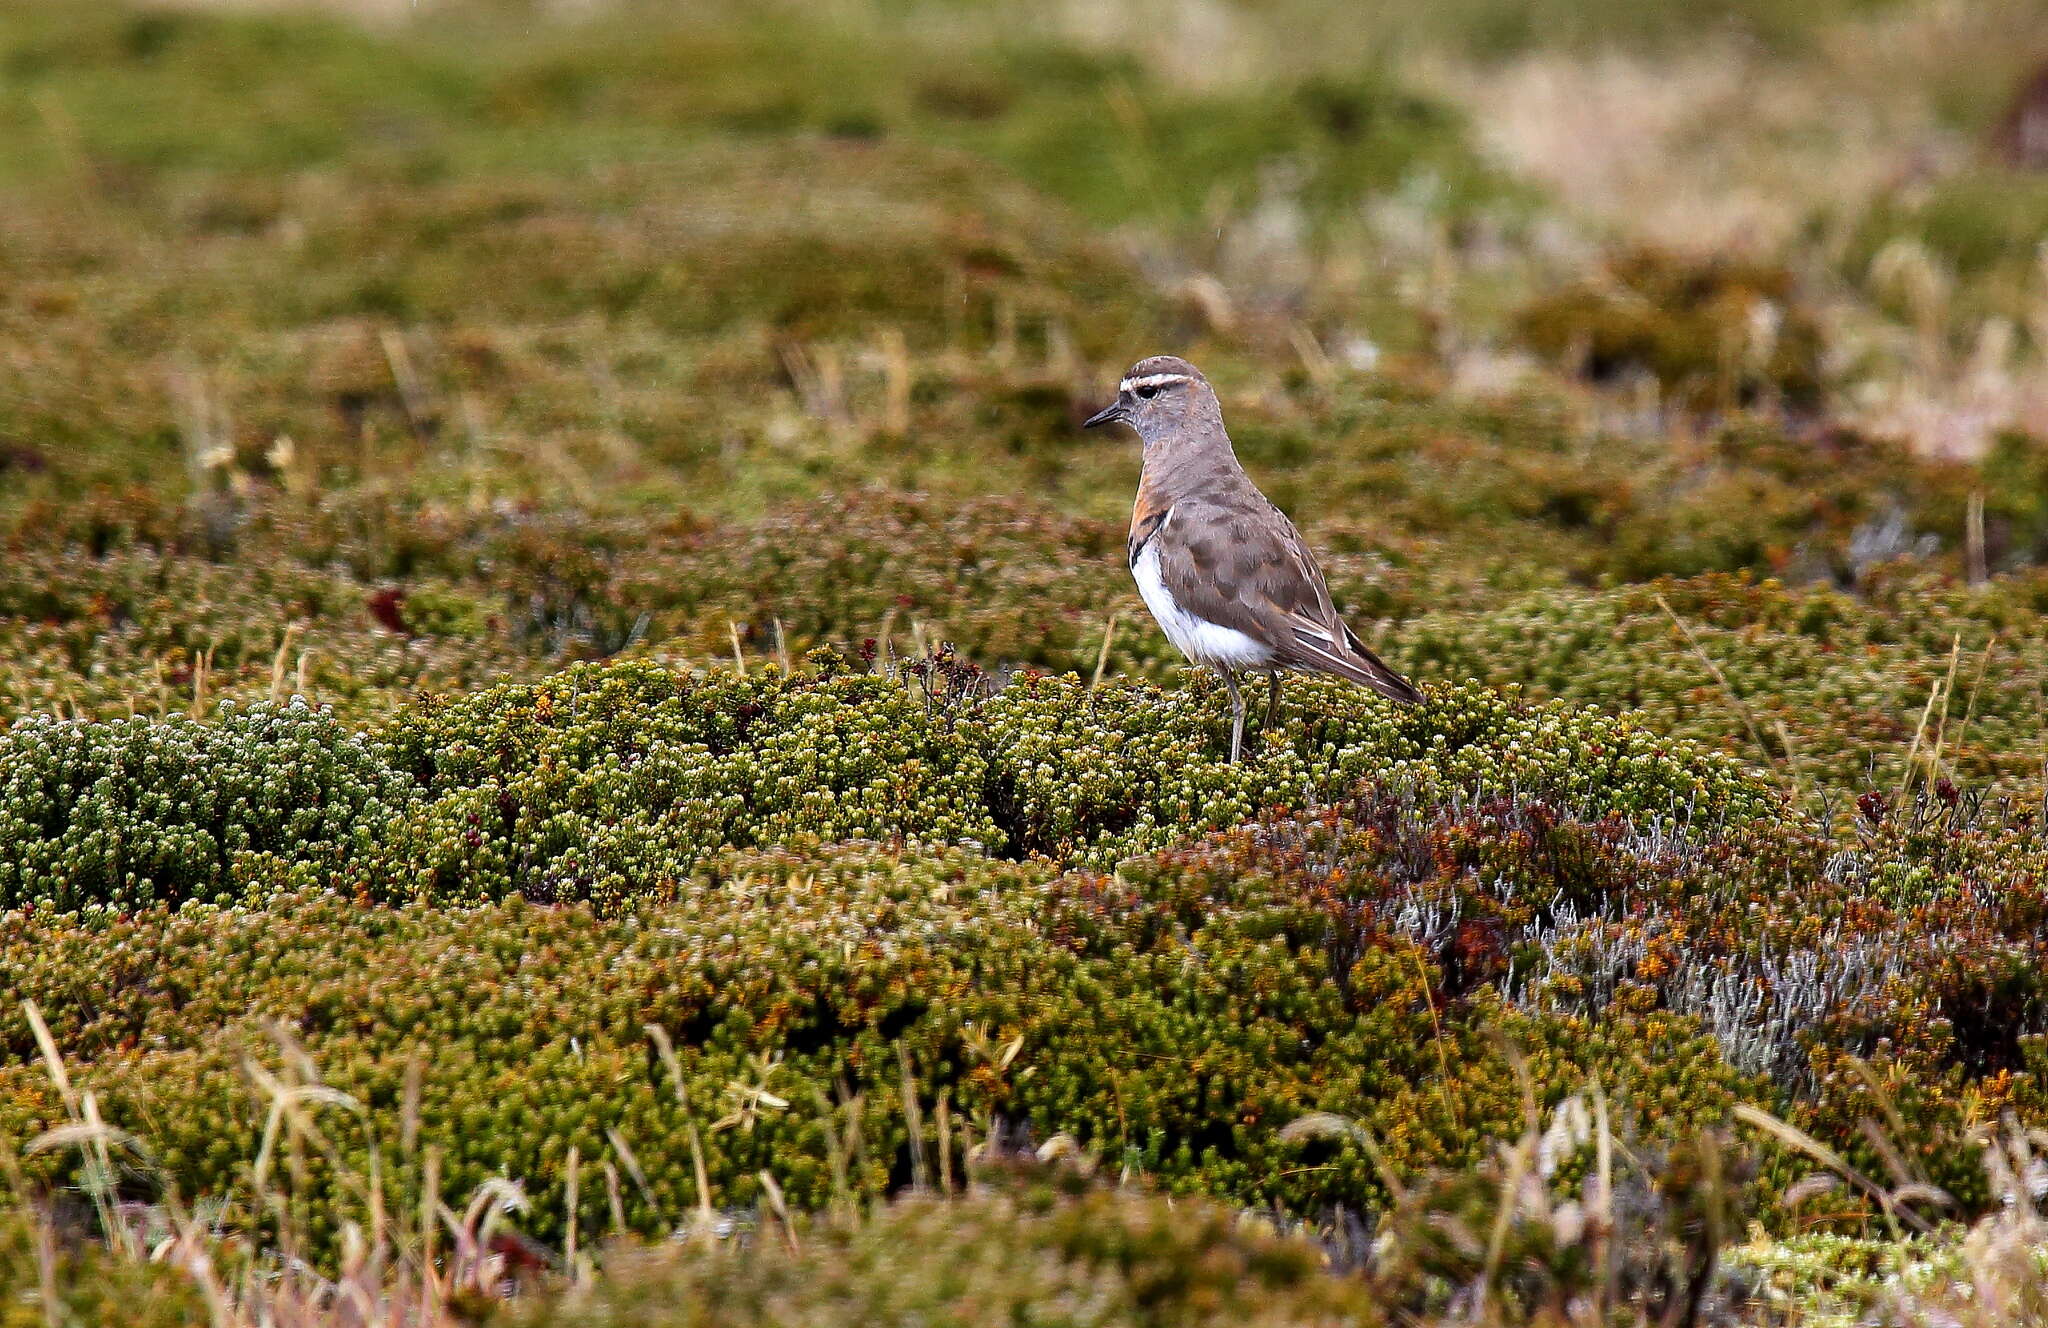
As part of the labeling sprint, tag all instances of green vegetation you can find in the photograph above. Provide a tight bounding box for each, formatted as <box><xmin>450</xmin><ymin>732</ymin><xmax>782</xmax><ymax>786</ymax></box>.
<box><xmin>497</xmin><ymin>1170</ymin><xmax>1394</xmax><ymax>1328</ymax></box>
<box><xmin>7</xmin><ymin>0</ymin><xmax>2048</xmax><ymax>1322</ymax></box>
<box><xmin>0</xmin><ymin>659</ymin><xmax>1765</xmax><ymax>911</ymax></box>
<box><xmin>1514</xmin><ymin>250</ymin><xmax>1828</xmax><ymax>411</ymax></box>
<box><xmin>0</xmin><ymin>818</ymin><xmax>1747</xmax><ymax>1252</ymax></box>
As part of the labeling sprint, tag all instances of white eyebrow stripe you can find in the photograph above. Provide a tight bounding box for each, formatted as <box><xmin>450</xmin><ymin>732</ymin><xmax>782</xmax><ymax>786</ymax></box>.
<box><xmin>1118</xmin><ymin>373</ymin><xmax>1194</xmax><ymax>392</ymax></box>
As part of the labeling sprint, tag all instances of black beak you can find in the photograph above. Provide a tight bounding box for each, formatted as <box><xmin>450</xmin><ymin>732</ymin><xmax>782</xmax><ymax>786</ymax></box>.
<box><xmin>1082</xmin><ymin>400</ymin><xmax>1126</xmax><ymax>429</ymax></box>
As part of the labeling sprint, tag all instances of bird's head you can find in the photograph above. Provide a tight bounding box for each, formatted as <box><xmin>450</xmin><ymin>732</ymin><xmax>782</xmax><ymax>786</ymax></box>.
<box><xmin>1083</xmin><ymin>355</ymin><xmax>1222</xmax><ymax>445</ymax></box>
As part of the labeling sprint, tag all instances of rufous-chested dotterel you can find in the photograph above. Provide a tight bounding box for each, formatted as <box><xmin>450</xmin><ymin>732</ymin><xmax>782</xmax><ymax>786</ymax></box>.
<box><xmin>1084</xmin><ymin>355</ymin><xmax>1422</xmax><ymax>762</ymax></box>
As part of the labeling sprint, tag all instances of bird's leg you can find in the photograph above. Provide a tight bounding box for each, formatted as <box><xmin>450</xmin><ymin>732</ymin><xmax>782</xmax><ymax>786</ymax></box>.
<box><xmin>1263</xmin><ymin>670</ymin><xmax>1283</xmax><ymax>733</ymax></box>
<box><xmin>1221</xmin><ymin>668</ymin><xmax>1245</xmax><ymax>764</ymax></box>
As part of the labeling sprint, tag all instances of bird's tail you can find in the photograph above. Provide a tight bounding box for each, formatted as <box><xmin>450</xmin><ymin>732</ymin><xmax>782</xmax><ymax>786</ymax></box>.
<box><xmin>1330</xmin><ymin>623</ymin><xmax>1424</xmax><ymax>705</ymax></box>
<box><xmin>1282</xmin><ymin>615</ymin><xmax>1425</xmax><ymax>704</ymax></box>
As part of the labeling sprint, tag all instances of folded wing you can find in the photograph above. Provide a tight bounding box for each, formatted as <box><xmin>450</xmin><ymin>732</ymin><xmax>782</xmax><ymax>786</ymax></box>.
<box><xmin>1150</xmin><ymin>496</ymin><xmax>1422</xmax><ymax>705</ymax></box>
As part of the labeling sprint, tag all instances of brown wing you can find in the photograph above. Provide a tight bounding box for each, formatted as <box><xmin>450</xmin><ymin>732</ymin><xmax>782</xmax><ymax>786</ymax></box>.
<box><xmin>1151</xmin><ymin>494</ymin><xmax>1422</xmax><ymax>705</ymax></box>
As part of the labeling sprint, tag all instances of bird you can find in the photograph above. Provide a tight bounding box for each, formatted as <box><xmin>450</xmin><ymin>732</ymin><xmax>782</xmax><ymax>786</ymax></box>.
<box><xmin>1084</xmin><ymin>355</ymin><xmax>1422</xmax><ymax>762</ymax></box>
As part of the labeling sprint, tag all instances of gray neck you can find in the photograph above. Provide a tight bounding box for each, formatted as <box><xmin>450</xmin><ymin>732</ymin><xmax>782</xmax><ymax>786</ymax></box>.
<box><xmin>1136</xmin><ymin>413</ymin><xmax>1247</xmax><ymax>505</ymax></box>
<box><xmin>1131</xmin><ymin>390</ymin><xmax>1227</xmax><ymax>450</ymax></box>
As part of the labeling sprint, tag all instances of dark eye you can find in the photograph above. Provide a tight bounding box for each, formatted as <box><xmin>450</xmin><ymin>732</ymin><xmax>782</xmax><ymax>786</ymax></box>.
<box><xmin>1135</xmin><ymin>385</ymin><xmax>1158</xmax><ymax>399</ymax></box>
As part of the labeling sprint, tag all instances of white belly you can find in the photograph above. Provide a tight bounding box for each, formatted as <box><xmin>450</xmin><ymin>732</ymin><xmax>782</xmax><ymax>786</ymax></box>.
<box><xmin>1132</xmin><ymin>541</ymin><xmax>1275</xmax><ymax>670</ymax></box>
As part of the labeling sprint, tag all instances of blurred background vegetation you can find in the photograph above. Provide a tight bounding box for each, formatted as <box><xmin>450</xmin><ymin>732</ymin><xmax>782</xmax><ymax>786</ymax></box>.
<box><xmin>10</xmin><ymin>0</ymin><xmax>2048</xmax><ymax>1322</ymax></box>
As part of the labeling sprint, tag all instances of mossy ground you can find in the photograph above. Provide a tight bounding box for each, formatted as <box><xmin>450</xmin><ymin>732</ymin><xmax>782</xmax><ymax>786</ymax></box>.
<box><xmin>5</xmin><ymin>0</ymin><xmax>2048</xmax><ymax>1323</ymax></box>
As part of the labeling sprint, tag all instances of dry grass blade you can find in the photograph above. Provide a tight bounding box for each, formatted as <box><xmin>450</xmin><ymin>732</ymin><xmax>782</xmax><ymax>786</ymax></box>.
<box><xmin>1034</xmin><ymin>1132</ymin><xmax>1082</xmax><ymax>1164</ymax></box>
<box><xmin>23</xmin><ymin>1120</ymin><xmax>145</xmax><ymax>1157</ymax></box>
<box><xmin>1733</xmin><ymin>1103</ymin><xmax>1935</xmax><ymax>1236</ymax></box>
<box><xmin>1289</xmin><ymin>323</ymin><xmax>1335</xmax><ymax>388</ymax></box>
<box><xmin>1889</xmin><ymin>1182</ymin><xmax>1954</xmax><ymax>1210</ymax></box>
<box><xmin>564</xmin><ymin>1144</ymin><xmax>581</xmax><ymax>1280</ymax></box>
<box><xmin>23</xmin><ymin>1001</ymin><xmax>76</xmax><ymax>1113</ymax></box>
<box><xmin>188</xmin><ymin>649</ymin><xmax>212</xmax><ymax>721</ymax></box>
<box><xmin>602</xmin><ymin>1160</ymin><xmax>626</xmax><ymax>1240</ymax></box>
<box><xmin>21</xmin><ymin>1006</ymin><xmax>137</xmax><ymax>1260</ymax></box>
<box><xmin>1856</xmin><ymin>1119</ymin><xmax>1917</xmax><ymax>1192</ymax></box>
<box><xmin>1770</xmin><ymin>717</ymin><xmax>1810</xmax><ymax>801</ymax></box>
<box><xmin>1780</xmin><ymin>1173</ymin><xmax>1841</xmax><ymax>1208</ymax></box>
<box><xmin>1848</xmin><ymin>1058</ymin><xmax>1937</xmax><ymax>1192</ymax></box>
<box><xmin>757</xmin><ymin>1170</ymin><xmax>798</xmax><ymax>1254</ymax></box>
<box><xmin>1898</xmin><ymin>669</ymin><xmax>1946</xmax><ymax>801</ymax></box>
<box><xmin>646</xmin><ymin>1025</ymin><xmax>718</xmax><ymax>1243</ymax></box>
<box><xmin>1593</xmin><ymin>1079</ymin><xmax>1616</xmax><ymax>1315</ymax></box>
<box><xmin>1927</xmin><ymin>633</ymin><xmax>1963</xmax><ymax>786</ymax></box>
<box><xmin>1089</xmin><ymin>611</ymin><xmax>1120</xmax><ymax>695</ymax></box>
<box><xmin>379</xmin><ymin>327</ymin><xmax>433</xmax><ymax>448</ymax></box>
<box><xmin>1949</xmin><ymin>633</ymin><xmax>1999</xmax><ymax>771</ymax></box>
<box><xmin>687</xmin><ymin>1125</ymin><xmax>716</xmax><ymax>1244</ymax></box>
<box><xmin>157</xmin><ymin>1202</ymin><xmax>235</xmax><ymax>1328</ymax></box>
<box><xmin>879</xmin><ymin>325</ymin><xmax>911</xmax><ymax>436</ymax></box>
<box><xmin>1654</xmin><ymin>592</ymin><xmax>1778</xmax><ymax>774</ymax></box>
<box><xmin>898</xmin><ymin>1045</ymin><xmax>930</xmax><ymax>1192</ymax></box>
<box><xmin>244</xmin><ymin>1057</ymin><xmax>364</xmax><ymax>1203</ymax></box>
<box><xmin>457</xmin><ymin>1176</ymin><xmax>529</xmax><ymax>1254</ymax></box>
<box><xmin>606</xmin><ymin>1128</ymin><xmax>660</xmax><ymax>1218</ymax></box>
<box><xmin>1967</xmin><ymin>490</ymin><xmax>1987</xmax><ymax>584</ymax></box>
<box><xmin>805</xmin><ymin>1081</ymin><xmax>862</xmax><ymax>1220</ymax></box>
<box><xmin>1278</xmin><ymin>1112</ymin><xmax>1407</xmax><ymax>1204</ymax></box>
<box><xmin>401</xmin><ymin>1047</ymin><xmax>423</xmax><ymax>1162</ymax></box>
<box><xmin>1417</xmin><ymin>949</ymin><xmax>1463</xmax><ymax>1130</ymax></box>
<box><xmin>418</xmin><ymin>1145</ymin><xmax>443</xmax><ymax>1322</ymax></box>
<box><xmin>269</xmin><ymin>622</ymin><xmax>306</xmax><ymax>703</ymax></box>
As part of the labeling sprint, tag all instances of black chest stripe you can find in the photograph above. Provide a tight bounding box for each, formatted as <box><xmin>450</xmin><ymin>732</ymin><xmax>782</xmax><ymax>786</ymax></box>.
<box><xmin>1128</xmin><ymin>507</ymin><xmax>1170</xmax><ymax>568</ymax></box>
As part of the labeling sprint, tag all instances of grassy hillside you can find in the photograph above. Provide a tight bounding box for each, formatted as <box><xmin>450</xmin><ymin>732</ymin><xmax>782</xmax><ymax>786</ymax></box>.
<box><xmin>7</xmin><ymin>0</ymin><xmax>2048</xmax><ymax>1323</ymax></box>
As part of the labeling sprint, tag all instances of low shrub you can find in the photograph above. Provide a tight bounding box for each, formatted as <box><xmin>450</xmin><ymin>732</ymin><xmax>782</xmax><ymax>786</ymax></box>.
<box><xmin>374</xmin><ymin>660</ymin><xmax>1004</xmax><ymax>908</ymax></box>
<box><xmin>12</xmin><ymin>733</ymin><xmax>2044</xmax><ymax>1249</ymax></box>
<box><xmin>0</xmin><ymin>700</ymin><xmax>410</xmax><ymax>910</ymax></box>
<box><xmin>1515</xmin><ymin>248</ymin><xmax>1827</xmax><ymax>411</ymax></box>
<box><xmin>1504</xmin><ymin>787</ymin><xmax>2048</xmax><ymax>1216</ymax></box>
<box><xmin>0</xmin><ymin>825</ymin><xmax>1747</xmax><ymax>1252</ymax></box>
<box><xmin>0</xmin><ymin>655</ymin><xmax>1775</xmax><ymax>911</ymax></box>
<box><xmin>1388</xmin><ymin>571</ymin><xmax>2048</xmax><ymax>798</ymax></box>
